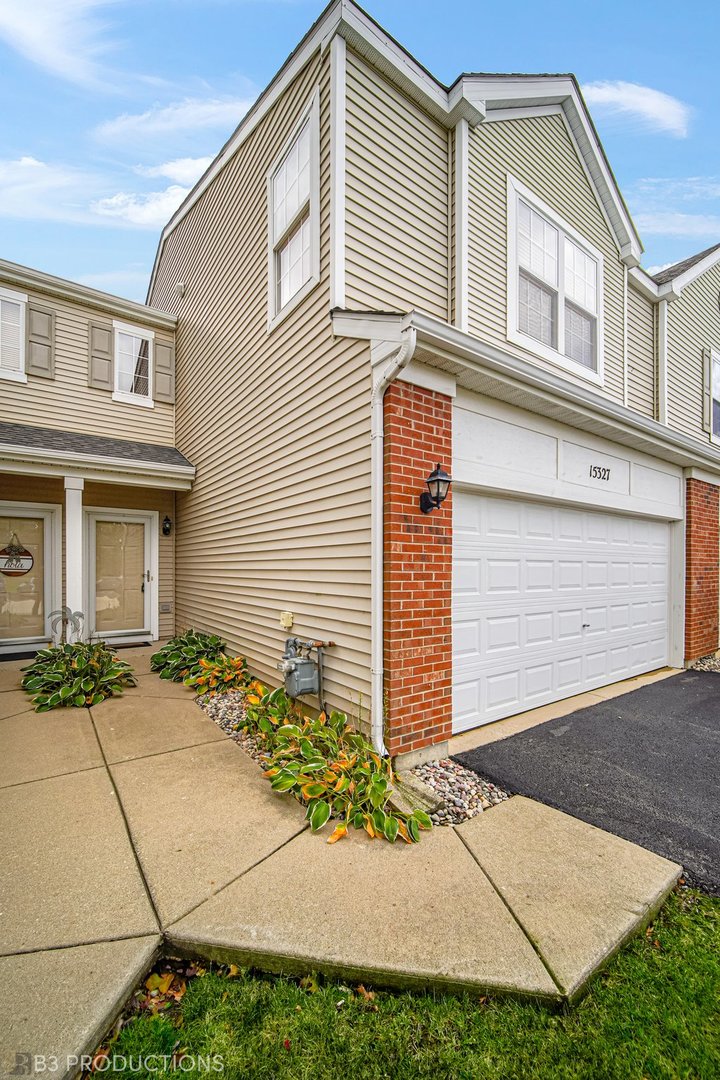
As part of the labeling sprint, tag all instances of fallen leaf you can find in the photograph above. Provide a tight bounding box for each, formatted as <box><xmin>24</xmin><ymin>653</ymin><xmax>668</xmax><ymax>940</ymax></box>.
<box><xmin>283</xmin><ymin>1039</ymin><xmax>291</xmax><ymax>1051</ymax></box>
<box><xmin>356</xmin><ymin>984</ymin><xmax>375</xmax><ymax>1002</ymax></box>
<box><xmin>299</xmin><ymin>974</ymin><xmax>319</xmax><ymax>994</ymax></box>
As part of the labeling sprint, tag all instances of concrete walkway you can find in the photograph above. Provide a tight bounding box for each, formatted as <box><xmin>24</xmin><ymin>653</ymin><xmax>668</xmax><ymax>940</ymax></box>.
<box><xmin>0</xmin><ymin>648</ymin><xmax>680</xmax><ymax>1077</ymax></box>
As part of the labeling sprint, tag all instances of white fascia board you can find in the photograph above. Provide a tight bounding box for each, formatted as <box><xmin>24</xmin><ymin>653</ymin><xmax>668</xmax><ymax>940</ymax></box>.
<box><xmin>0</xmin><ymin>443</ymin><xmax>195</xmax><ymax>488</ymax></box>
<box><xmin>406</xmin><ymin>310</ymin><xmax>720</xmax><ymax>473</ymax></box>
<box><xmin>0</xmin><ymin>258</ymin><xmax>175</xmax><ymax>330</ymax></box>
<box><xmin>628</xmin><ymin>266</ymin><xmax>681</xmax><ymax>304</ymax></box>
<box><xmin>332</xmin><ymin>309</ymin><xmax>410</xmax><ymax>340</ymax></box>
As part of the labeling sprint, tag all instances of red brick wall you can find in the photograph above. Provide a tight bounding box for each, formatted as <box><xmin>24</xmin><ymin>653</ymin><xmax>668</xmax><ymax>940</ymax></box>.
<box><xmin>685</xmin><ymin>478</ymin><xmax>720</xmax><ymax>661</ymax></box>
<box><xmin>383</xmin><ymin>380</ymin><xmax>453</xmax><ymax>757</ymax></box>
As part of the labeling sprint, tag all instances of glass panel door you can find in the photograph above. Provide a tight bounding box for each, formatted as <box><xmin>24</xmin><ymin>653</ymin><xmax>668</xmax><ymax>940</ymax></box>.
<box><xmin>94</xmin><ymin>519</ymin><xmax>148</xmax><ymax>634</ymax></box>
<box><xmin>0</xmin><ymin>515</ymin><xmax>45</xmax><ymax>641</ymax></box>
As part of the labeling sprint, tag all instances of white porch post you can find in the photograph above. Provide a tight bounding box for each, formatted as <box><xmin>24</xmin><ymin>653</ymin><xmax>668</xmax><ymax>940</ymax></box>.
<box><xmin>64</xmin><ymin>476</ymin><xmax>84</xmax><ymax>642</ymax></box>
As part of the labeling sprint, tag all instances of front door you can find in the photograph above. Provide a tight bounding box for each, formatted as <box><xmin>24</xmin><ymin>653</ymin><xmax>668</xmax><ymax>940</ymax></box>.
<box><xmin>86</xmin><ymin>511</ymin><xmax>155</xmax><ymax>640</ymax></box>
<box><xmin>0</xmin><ymin>505</ymin><xmax>59</xmax><ymax>650</ymax></box>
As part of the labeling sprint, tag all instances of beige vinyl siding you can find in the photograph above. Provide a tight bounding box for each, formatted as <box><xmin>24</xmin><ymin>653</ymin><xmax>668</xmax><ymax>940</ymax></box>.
<box><xmin>0</xmin><ymin>287</ymin><xmax>174</xmax><ymax>446</ymax></box>
<box><xmin>626</xmin><ymin>285</ymin><xmax>656</xmax><ymax>418</ymax></box>
<box><xmin>149</xmin><ymin>51</ymin><xmax>372</xmax><ymax>722</ymax></box>
<box><xmin>467</xmin><ymin>114</ymin><xmax>626</xmax><ymax>402</ymax></box>
<box><xmin>344</xmin><ymin>51</ymin><xmax>450</xmax><ymax>319</ymax></box>
<box><xmin>0</xmin><ymin>474</ymin><xmax>175</xmax><ymax>639</ymax></box>
<box><xmin>667</xmin><ymin>260</ymin><xmax>720</xmax><ymax>440</ymax></box>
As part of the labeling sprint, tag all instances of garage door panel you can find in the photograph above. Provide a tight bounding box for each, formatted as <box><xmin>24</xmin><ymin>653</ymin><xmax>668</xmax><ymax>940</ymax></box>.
<box><xmin>452</xmin><ymin>493</ymin><xmax>670</xmax><ymax>732</ymax></box>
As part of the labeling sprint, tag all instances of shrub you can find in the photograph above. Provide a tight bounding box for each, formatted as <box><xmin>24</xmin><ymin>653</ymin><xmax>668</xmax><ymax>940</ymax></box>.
<box><xmin>21</xmin><ymin>642</ymin><xmax>137</xmax><ymax>712</ymax></box>
<box><xmin>150</xmin><ymin>629</ymin><xmax>226</xmax><ymax>682</ymax></box>
<box><xmin>243</xmin><ymin>687</ymin><xmax>432</xmax><ymax>844</ymax></box>
<box><xmin>185</xmin><ymin>654</ymin><xmax>251</xmax><ymax>695</ymax></box>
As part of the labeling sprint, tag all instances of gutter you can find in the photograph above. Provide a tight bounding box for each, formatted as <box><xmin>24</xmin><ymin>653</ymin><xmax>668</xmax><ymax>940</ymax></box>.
<box><xmin>369</xmin><ymin>327</ymin><xmax>417</xmax><ymax>756</ymax></box>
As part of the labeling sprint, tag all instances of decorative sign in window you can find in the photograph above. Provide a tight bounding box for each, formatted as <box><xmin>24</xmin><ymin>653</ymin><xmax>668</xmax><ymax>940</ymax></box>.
<box><xmin>0</xmin><ymin>532</ymin><xmax>34</xmax><ymax>576</ymax></box>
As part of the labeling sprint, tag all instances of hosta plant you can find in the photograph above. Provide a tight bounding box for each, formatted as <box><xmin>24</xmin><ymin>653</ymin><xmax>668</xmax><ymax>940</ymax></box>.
<box><xmin>21</xmin><ymin>642</ymin><xmax>137</xmax><ymax>712</ymax></box>
<box><xmin>243</xmin><ymin>687</ymin><xmax>432</xmax><ymax>844</ymax></box>
<box><xmin>185</xmin><ymin>654</ymin><xmax>251</xmax><ymax>695</ymax></box>
<box><xmin>150</xmin><ymin>629</ymin><xmax>226</xmax><ymax>682</ymax></box>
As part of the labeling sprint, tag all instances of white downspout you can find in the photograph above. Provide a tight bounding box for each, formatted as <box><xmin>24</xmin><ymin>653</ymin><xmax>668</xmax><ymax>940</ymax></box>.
<box><xmin>370</xmin><ymin>327</ymin><xmax>417</xmax><ymax>756</ymax></box>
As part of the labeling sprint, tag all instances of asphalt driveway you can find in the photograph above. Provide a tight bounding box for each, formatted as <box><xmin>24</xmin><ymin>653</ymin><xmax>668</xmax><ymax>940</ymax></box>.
<box><xmin>454</xmin><ymin>670</ymin><xmax>720</xmax><ymax>894</ymax></box>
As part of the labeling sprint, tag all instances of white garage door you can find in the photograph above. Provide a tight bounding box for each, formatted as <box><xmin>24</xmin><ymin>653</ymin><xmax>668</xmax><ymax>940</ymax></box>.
<box><xmin>452</xmin><ymin>492</ymin><xmax>670</xmax><ymax>733</ymax></box>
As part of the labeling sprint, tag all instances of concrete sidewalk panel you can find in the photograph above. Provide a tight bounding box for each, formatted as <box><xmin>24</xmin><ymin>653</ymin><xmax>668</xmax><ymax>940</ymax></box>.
<box><xmin>168</xmin><ymin>826</ymin><xmax>560</xmax><ymax>1000</ymax></box>
<box><xmin>0</xmin><ymin>691</ymin><xmax>33</xmax><ymax>721</ymax></box>
<box><xmin>457</xmin><ymin>796</ymin><xmax>680</xmax><ymax>1000</ymax></box>
<box><xmin>0</xmin><ymin>709</ymin><xmax>102</xmax><ymax>788</ymax></box>
<box><xmin>111</xmin><ymin>740</ymin><xmax>308</xmax><ymax>925</ymax></box>
<box><xmin>91</xmin><ymin>696</ymin><xmax>226</xmax><ymax>763</ymax></box>
<box><xmin>0</xmin><ymin>661</ymin><xmax>24</xmax><ymax>692</ymax></box>
<box><xmin>0</xmin><ymin>935</ymin><xmax>160</xmax><ymax>1080</ymax></box>
<box><xmin>0</xmin><ymin>769</ymin><xmax>158</xmax><ymax>953</ymax></box>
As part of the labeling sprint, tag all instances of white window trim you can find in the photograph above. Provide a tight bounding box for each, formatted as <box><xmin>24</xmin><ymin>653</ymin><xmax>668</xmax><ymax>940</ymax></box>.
<box><xmin>266</xmin><ymin>89</ymin><xmax>321</xmax><ymax>332</ymax></box>
<box><xmin>507</xmin><ymin>175</ymin><xmax>605</xmax><ymax>387</ymax></box>
<box><xmin>0</xmin><ymin>285</ymin><xmax>28</xmax><ymax>383</ymax></box>
<box><xmin>112</xmin><ymin>319</ymin><xmax>155</xmax><ymax>408</ymax></box>
<box><xmin>710</xmin><ymin>348</ymin><xmax>720</xmax><ymax>447</ymax></box>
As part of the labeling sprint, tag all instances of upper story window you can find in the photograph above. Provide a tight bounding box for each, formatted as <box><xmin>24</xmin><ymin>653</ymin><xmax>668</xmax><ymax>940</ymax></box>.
<box><xmin>0</xmin><ymin>286</ymin><xmax>27</xmax><ymax>383</ymax></box>
<box><xmin>267</xmin><ymin>92</ymin><xmax>320</xmax><ymax>329</ymax></box>
<box><xmin>112</xmin><ymin>321</ymin><xmax>154</xmax><ymax>408</ymax></box>
<box><xmin>710</xmin><ymin>350</ymin><xmax>720</xmax><ymax>441</ymax></box>
<box><xmin>508</xmin><ymin>177</ymin><xmax>604</xmax><ymax>385</ymax></box>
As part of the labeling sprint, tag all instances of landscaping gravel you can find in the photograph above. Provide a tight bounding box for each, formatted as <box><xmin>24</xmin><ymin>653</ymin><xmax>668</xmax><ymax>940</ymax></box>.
<box><xmin>197</xmin><ymin>691</ymin><xmax>511</xmax><ymax>828</ymax></box>
<box><xmin>690</xmin><ymin>653</ymin><xmax>720</xmax><ymax>673</ymax></box>
<box><xmin>410</xmin><ymin>759</ymin><xmax>511</xmax><ymax>826</ymax></box>
<box><xmin>197</xmin><ymin>690</ymin><xmax>267</xmax><ymax>767</ymax></box>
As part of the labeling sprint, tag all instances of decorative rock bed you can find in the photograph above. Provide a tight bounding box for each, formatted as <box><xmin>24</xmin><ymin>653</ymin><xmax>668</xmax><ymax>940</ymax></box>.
<box><xmin>690</xmin><ymin>653</ymin><xmax>720</xmax><ymax>673</ymax></box>
<box><xmin>196</xmin><ymin>689</ymin><xmax>510</xmax><ymax>828</ymax></box>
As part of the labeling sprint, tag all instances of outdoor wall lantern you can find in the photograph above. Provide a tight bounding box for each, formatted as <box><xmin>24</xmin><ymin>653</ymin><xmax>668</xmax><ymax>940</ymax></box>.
<box><xmin>419</xmin><ymin>463</ymin><xmax>452</xmax><ymax>513</ymax></box>
<box><xmin>162</xmin><ymin>516</ymin><xmax>173</xmax><ymax>536</ymax></box>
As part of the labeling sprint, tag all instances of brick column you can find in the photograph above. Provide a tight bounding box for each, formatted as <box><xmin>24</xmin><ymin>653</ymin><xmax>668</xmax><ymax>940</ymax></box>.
<box><xmin>685</xmin><ymin>478</ymin><xmax>720</xmax><ymax>662</ymax></box>
<box><xmin>383</xmin><ymin>380</ymin><xmax>453</xmax><ymax>762</ymax></box>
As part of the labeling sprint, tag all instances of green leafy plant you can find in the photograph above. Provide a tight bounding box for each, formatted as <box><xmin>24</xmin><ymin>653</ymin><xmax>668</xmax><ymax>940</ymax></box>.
<box><xmin>243</xmin><ymin>687</ymin><xmax>432</xmax><ymax>844</ymax></box>
<box><xmin>150</xmin><ymin>629</ymin><xmax>226</xmax><ymax>682</ymax></box>
<box><xmin>21</xmin><ymin>642</ymin><xmax>137</xmax><ymax>712</ymax></box>
<box><xmin>185</xmin><ymin>654</ymin><xmax>251</xmax><ymax>695</ymax></box>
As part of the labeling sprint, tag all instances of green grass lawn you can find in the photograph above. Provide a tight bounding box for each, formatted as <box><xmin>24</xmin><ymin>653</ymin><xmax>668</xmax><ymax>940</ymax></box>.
<box><xmin>107</xmin><ymin>889</ymin><xmax>719</xmax><ymax>1080</ymax></box>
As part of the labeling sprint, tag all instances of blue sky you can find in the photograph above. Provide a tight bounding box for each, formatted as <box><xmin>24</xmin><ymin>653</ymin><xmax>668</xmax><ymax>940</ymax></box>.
<box><xmin>0</xmin><ymin>0</ymin><xmax>719</xmax><ymax>302</ymax></box>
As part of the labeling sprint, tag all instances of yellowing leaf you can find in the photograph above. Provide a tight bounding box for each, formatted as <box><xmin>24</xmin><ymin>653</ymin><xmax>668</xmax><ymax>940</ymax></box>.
<box><xmin>327</xmin><ymin>823</ymin><xmax>347</xmax><ymax>844</ymax></box>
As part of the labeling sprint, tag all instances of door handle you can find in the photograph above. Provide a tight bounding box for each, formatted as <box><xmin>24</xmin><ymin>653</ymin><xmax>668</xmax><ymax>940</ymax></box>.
<box><xmin>582</xmin><ymin>623</ymin><xmax>590</xmax><ymax>629</ymax></box>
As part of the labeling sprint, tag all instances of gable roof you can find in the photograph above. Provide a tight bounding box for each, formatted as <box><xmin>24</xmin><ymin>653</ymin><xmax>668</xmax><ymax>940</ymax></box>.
<box><xmin>652</xmin><ymin>242</ymin><xmax>720</xmax><ymax>285</ymax></box>
<box><xmin>148</xmin><ymin>0</ymin><xmax>643</xmax><ymax>298</ymax></box>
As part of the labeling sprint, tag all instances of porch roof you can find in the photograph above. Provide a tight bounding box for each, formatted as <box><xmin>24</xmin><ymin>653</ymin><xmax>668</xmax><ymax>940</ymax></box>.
<box><xmin>0</xmin><ymin>421</ymin><xmax>195</xmax><ymax>490</ymax></box>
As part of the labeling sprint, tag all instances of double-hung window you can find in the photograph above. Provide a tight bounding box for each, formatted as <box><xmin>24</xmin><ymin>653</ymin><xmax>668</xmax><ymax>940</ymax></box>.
<box><xmin>509</xmin><ymin>177</ymin><xmax>603</xmax><ymax>382</ymax></box>
<box><xmin>0</xmin><ymin>286</ymin><xmax>27</xmax><ymax>383</ymax></box>
<box><xmin>267</xmin><ymin>93</ymin><xmax>320</xmax><ymax>327</ymax></box>
<box><xmin>112</xmin><ymin>321</ymin><xmax>154</xmax><ymax>407</ymax></box>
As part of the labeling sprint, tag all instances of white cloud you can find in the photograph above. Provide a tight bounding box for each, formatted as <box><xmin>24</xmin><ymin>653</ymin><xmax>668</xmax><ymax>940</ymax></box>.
<box><xmin>91</xmin><ymin>185</ymin><xmax>189</xmax><ymax>228</ymax></box>
<box><xmin>634</xmin><ymin>212</ymin><xmax>720</xmax><ymax>237</ymax></box>
<box><xmin>0</xmin><ymin>155</ymin><xmax>100</xmax><ymax>222</ymax></box>
<box><xmin>135</xmin><ymin>156</ymin><xmax>213</xmax><ymax>186</ymax></box>
<box><xmin>631</xmin><ymin>176</ymin><xmax>720</xmax><ymax>202</ymax></box>
<box><xmin>0</xmin><ymin>0</ymin><xmax>120</xmax><ymax>87</ymax></box>
<box><xmin>645</xmin><ymin>262</ymin><xmax>675</xmax><ymax>276</ymax></box>
<box><xmin>96</xmin><ymin>96</ymin><xmax>255</xmax><ymax>142</ymax></box>
<box><xmin>582</xmin><ymin>80</ymin><xmax>691</xmax><ymax>138</ymax></box>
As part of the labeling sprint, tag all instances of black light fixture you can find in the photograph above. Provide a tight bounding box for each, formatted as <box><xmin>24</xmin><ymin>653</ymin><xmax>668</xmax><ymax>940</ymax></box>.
<box><xmin>419</xmin><ymin>463</ymin><xmax>452</xmax><ymax>514</ymax></box>
<box><xmin>162</xmin><ymin>515</ymin><xmax>173</xmax><ymax>536</ymax></box>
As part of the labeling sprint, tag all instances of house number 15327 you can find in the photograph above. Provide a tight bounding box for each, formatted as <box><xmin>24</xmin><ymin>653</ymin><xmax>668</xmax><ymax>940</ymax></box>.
<box><xmin>589</xmin><ymin>465</ymin><xmax>611</xmax><ymax>481</ymax></box>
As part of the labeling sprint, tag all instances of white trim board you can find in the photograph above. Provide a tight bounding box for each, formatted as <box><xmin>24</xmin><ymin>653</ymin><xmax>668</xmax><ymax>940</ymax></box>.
<box><xmin>329</xmin><ymin>35</ymin><xmax>347</xmax><ymax>310</ymax></box>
